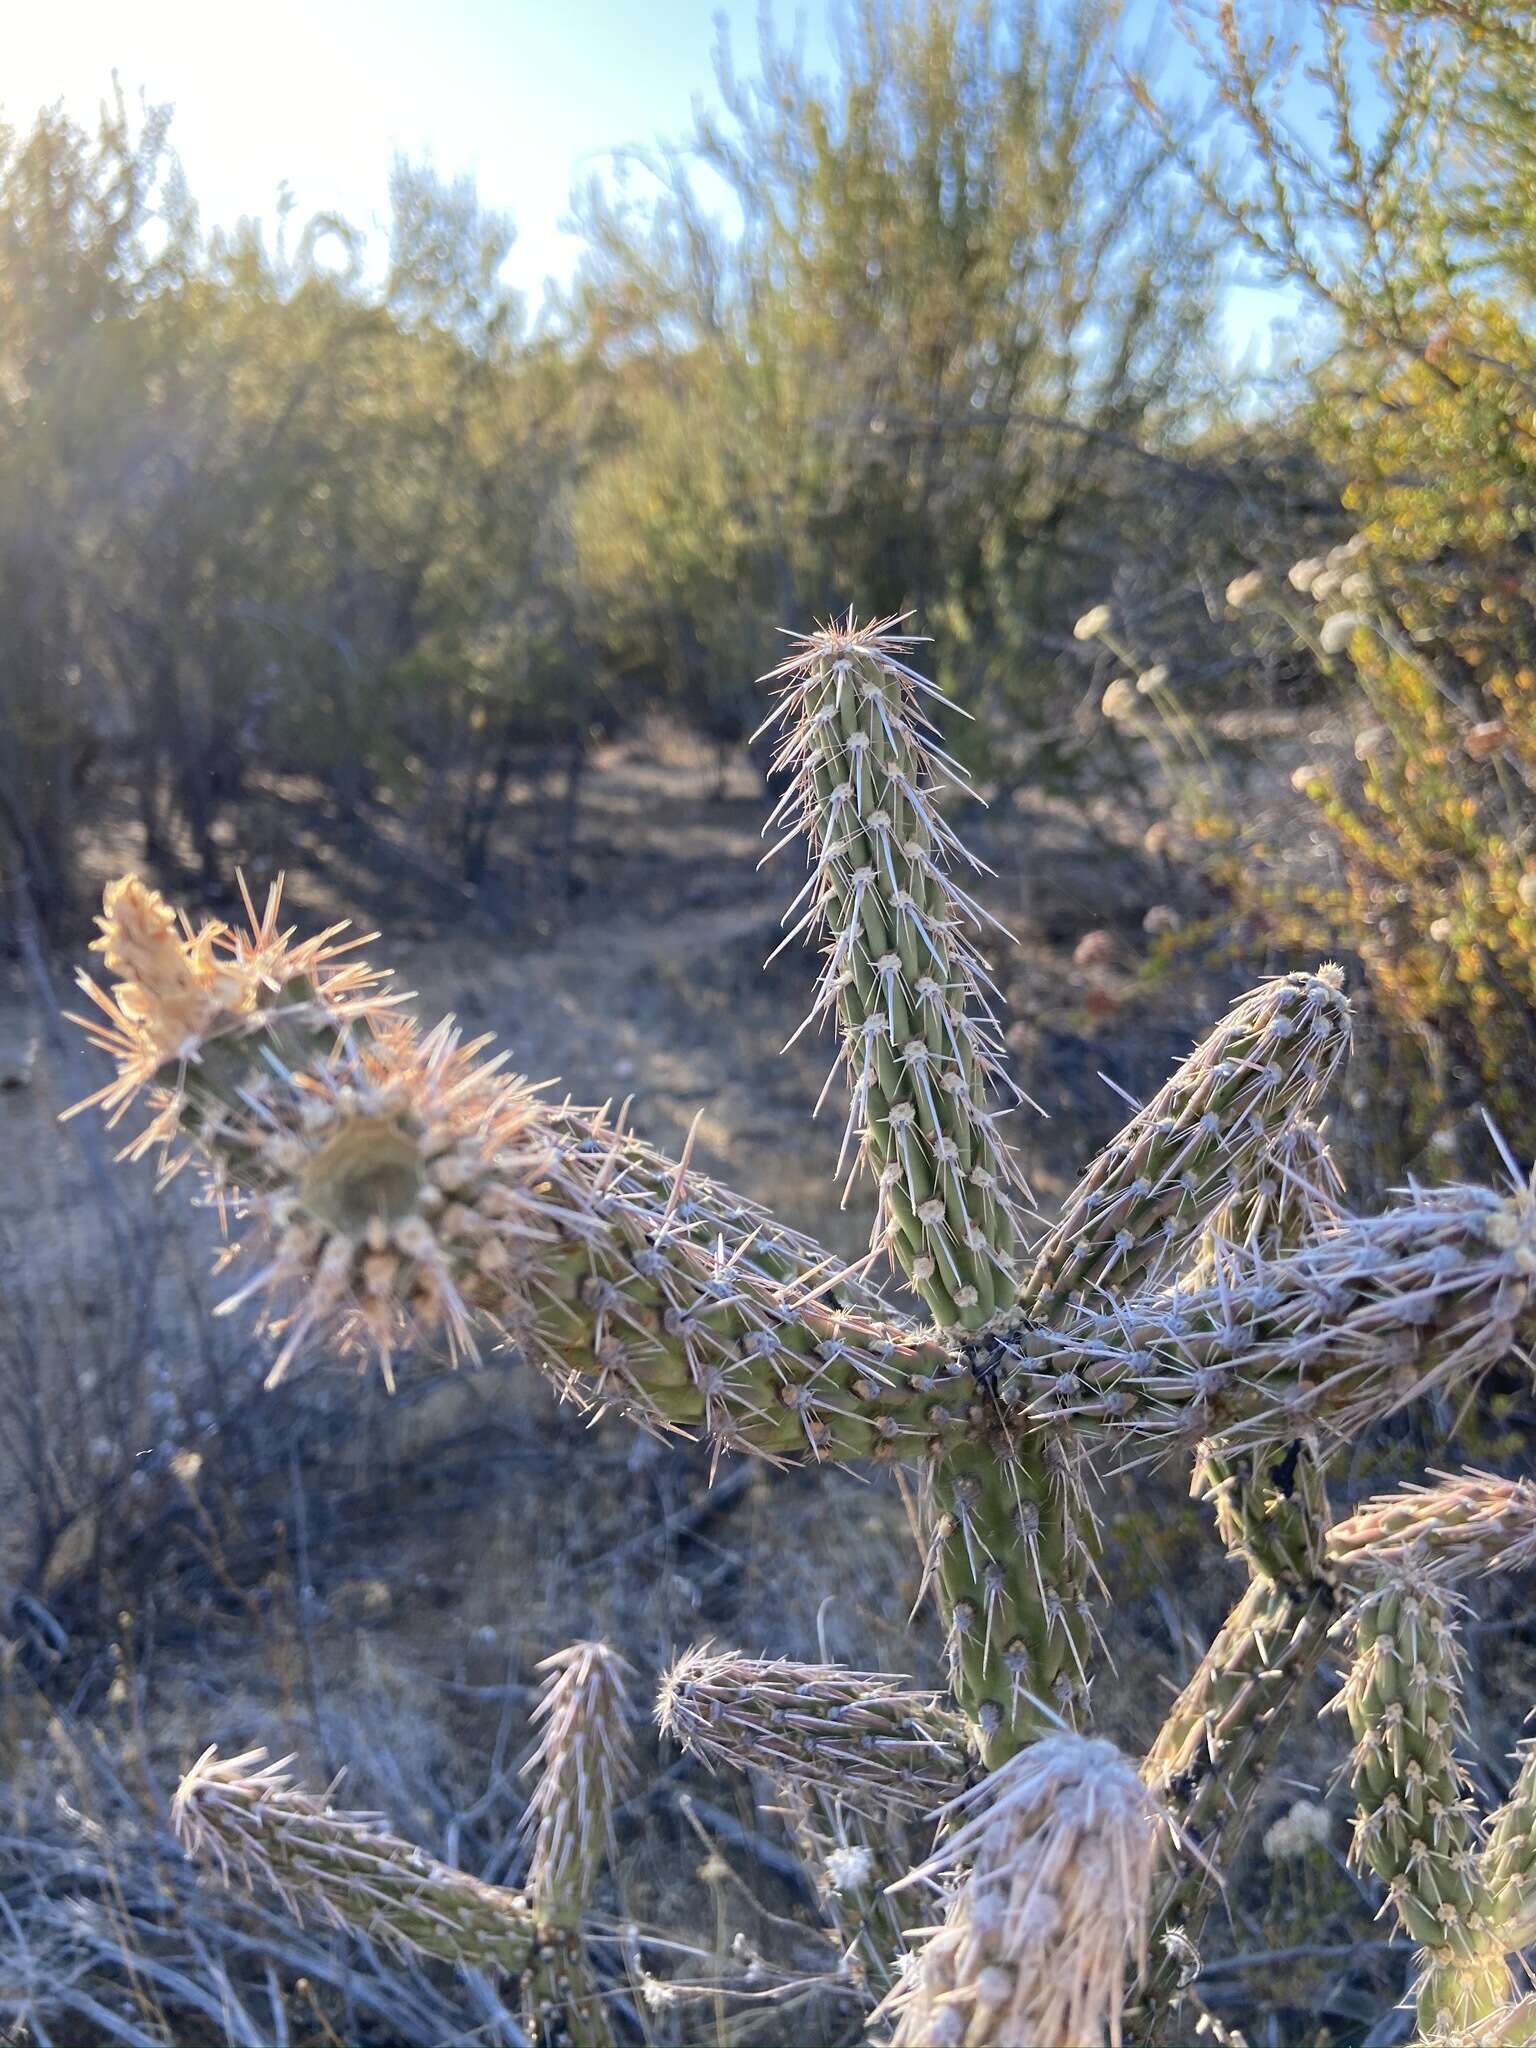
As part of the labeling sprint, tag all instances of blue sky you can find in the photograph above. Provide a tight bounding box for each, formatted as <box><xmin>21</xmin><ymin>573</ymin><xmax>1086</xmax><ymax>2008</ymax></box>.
<box><xmin>7</xmin><ymin>0</ymin><xmax>1305</xmax><ymax>359</ymax></box>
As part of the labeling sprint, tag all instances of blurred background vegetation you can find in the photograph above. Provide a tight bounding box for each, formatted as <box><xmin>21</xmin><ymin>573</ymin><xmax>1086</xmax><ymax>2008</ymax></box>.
<box><xmin>2</xmin><ymin>1</ymin><xmax>1535</xmax><ymax>2042</ymax></box>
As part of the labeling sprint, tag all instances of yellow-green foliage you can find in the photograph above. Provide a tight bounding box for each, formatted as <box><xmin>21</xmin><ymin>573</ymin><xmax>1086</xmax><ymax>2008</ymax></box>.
<box><xmin>1117</xmin><ymin>2</ymin><xmax>1536</xmax><ymax>1162</ymax></box>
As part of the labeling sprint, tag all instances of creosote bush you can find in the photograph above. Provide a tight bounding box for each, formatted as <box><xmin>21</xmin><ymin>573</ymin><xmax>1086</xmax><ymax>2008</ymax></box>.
<box><xmin>68</xmin><ymin>615</ymin><xmax>1536</xmax><ymax>2046</ymax></box>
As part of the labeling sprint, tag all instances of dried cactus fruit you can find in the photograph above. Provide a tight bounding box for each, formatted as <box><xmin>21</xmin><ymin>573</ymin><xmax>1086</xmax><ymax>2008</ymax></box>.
<box><xmin>656</xmin><ymin>1646</ymin><xmax>968</xmax><ymax>1810</ymax></box>
<box><xmin>757</xmin><ymin>613</ymin><xmax>1032</xmax><ymax>1328</ymax></box>
<box><xmin>66</xmin><ymin>873</ymin><xmax>393</xmax><ymax>1146</ymax></box>
<box><xmin>1019</xmin><ymin>973</ymin><xmax>1352</xmax><ymax>1319</ymax></box>
<box><xmin>173</xmin><ymin>1745</ymin><xmax>535</xmax><ymax>1975</ymax></box>
<box><xmin>884</xmin><ymin>1733</ymin><xmax>1160</xmax><ymax>2048</ymax></box>
<box><xmin>1337</xmin><ymin>1574</ymin><xmax>1508</xmax><ymax>2035</ymax></box>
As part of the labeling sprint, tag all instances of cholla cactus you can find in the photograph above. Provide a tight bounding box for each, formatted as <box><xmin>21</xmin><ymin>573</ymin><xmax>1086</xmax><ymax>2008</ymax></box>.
<box><xmin>174</xmin><ymin>1651</ymin><xmax>636</xmax><ymax>2048</ymax></box>
<box><xmin>1338</xmin><ymin>1574</ymin><xmax>1507</xmax><ymax>2034</ymax></box>
<box><xmin>66</xmin><ymin>610</ymin><xmax>1536</xmax><ymax>2046</ymax></box>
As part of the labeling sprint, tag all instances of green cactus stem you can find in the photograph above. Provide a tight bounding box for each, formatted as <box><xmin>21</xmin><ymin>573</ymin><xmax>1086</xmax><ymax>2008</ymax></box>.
<box><xmin>758</xmin><ymin>613</ymin><xmax>1031</xmax><ymax>1330</ymax></box>
<box><xmin>1019</xmin><ymin>975</ymin><xmax>1351</xmax><ymax>1320</ymax></box>
<box><xmin>1330</xmin><ymin>1471</ymin><xmax>1536</xmax><ymax>1586</ymax></box>
<box><xmin>65</xmin><ymin>875</ymin><xmax>955</xmax><ymax>1457</ymax></box>
<box><xmin>173</xmin><ymin>1746</ymin><xmax>536</xmax><ymax>1976</ymax></box>
<box><xmin>1135</xmin><ymin>1575</ymin><xmax>1339</xmax><ymax>2034</ymax></box>
<box><xmin>994</xmin><ymin>1183</ymin><xmax>1536</xmax><ymax>1457</ymax></box>
<box><xmin>1339</xmin><ymin>1574</ymin><xmax>1508</xmax><ymax>2035</ymax></box>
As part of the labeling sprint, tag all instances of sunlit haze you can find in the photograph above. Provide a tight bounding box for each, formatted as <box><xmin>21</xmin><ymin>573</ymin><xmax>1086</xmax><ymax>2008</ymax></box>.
<box><xmin>3</xmin><ymin>0</ymin><xmax>824</xmax><ymax>304</ymax></box>
<box><xmin>5</xmin><ymin>0</ymin><xmax>1297</xmax><ymax>353</ymax></box>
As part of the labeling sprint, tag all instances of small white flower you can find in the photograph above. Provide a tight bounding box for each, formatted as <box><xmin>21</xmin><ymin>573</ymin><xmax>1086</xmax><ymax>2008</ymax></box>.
<box><xmin>1289</xmin><ymin>555</ymin><xmax>1325</xmax><ymax>593</ymax></box>
<box><xmin>1225</xmin><ymin>569</ymin><xmax>1265</xmax><ymax>610</ymax></box>
<box><xmin>1264</xmin><ymin>1798</ymin><xmax>1332</xmax><ymax>1860</ymax></box>
<box><xmin>1136</xmin><ymin>664</ymin><xmax>1170</xmax><ymax>695</ymax></box>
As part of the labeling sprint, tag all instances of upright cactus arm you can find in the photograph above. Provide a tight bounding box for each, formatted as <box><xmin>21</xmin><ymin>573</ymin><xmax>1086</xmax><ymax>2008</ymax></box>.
<box><xmin>1483</xmin><ymin>1744</ymin><xmax>1536</xmax><ymax>1963</ymax></box>
<box><xmin>519</xmin><ymin>1642</ymin><xmax>634</xmax><ymax>2048</ymax></box>
<box><xmin>931</xmin><ymin>971</ymin><xmax>1348</xmax><ymax>1769</ymax></box>
<box><xmin>1134</xmin><ymin>1575</ymin><xmax>1340</xmax><ymax>2035</ymax></box>
<box><xmin>65</xmin><ymin>877</ymin><xmax>960</xmax><ymax>1461</ymax></box>
<box><xmin>173</xmin><ymin>1746</ymin><xmax>536</xmax><ymax>1976</ymax></box>
<box><xmin>524</xmin><ymin>1642</ymin><xmax>635</xmax><ymax>1928</ymax></box>
<box><xmin>758</xmin><ymin>617</ymin><xmax>1111</xmax><ymax>1766</ymax></box>
<box><xmin>1018</xmin><ymin>973</ymin><xmax>1352</xmax><ymax>1320</ymax></box>
<box><xmin>757</xmin><ymin>613</ymin><xmax>1030</xmax><ymax>1331</ymax></box>
<box><xmin>1338</xmin><ymin>1574</ymin><xmax>1508</xmax><ymax>2037</ymax></box>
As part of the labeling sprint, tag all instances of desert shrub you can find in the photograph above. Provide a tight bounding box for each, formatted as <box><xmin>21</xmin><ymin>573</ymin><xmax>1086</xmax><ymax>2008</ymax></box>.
<box><xmin>1090</xmin><ymin>0</ymin><xmax>1536</xmax><ymax>1168</ymax></box>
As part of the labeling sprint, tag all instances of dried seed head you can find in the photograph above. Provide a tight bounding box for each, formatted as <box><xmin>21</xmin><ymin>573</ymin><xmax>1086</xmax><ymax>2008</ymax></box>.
<box><xmin>886</xmin><ymin>1733</ymin><xmax>1159</xmax><ymax>2048</ymax></box>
